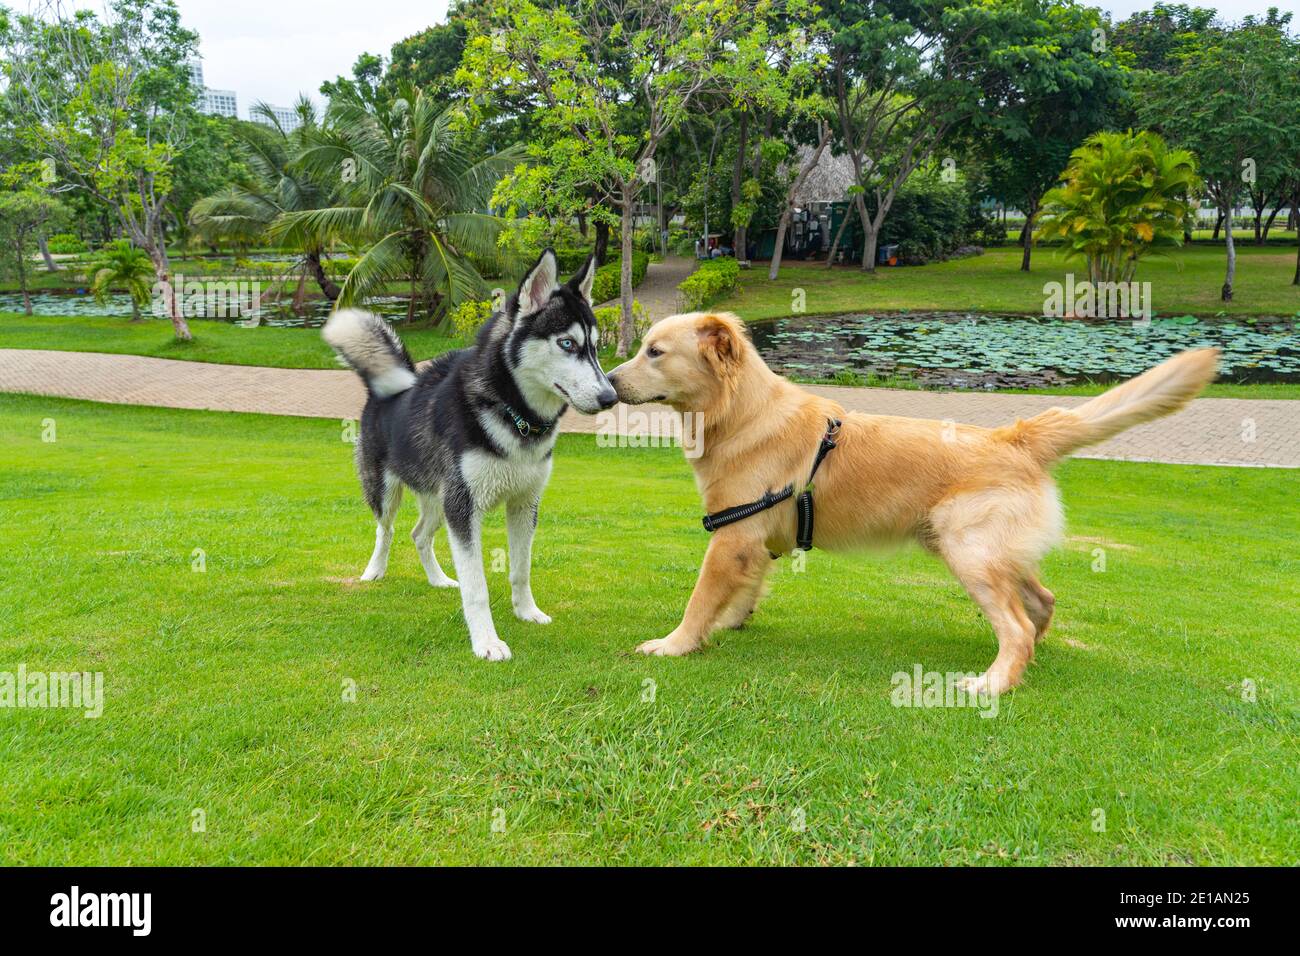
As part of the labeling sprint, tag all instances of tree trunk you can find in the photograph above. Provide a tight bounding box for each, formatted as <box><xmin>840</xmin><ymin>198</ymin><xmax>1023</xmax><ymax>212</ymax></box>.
<box><xmin>16</xmin><ymin>246</ymin><xmax>32</xmax><ymax>315</ymax></box>
<box><xmin>143</xmin><ymin>241</ymin><xmax>190</xmax><ymax>339</ymax></box>
<box><xmin>1212</xmin><ymin>212</ymin><xmax>1223</xmax><ymax>241</ymax></box>
<box><xmin>306</xmin><ymin>250</ymin><xmax>341</xmax><ymax>300</ymax></box>
<box><xmin>1293</xmin><ymin>204</ymin><xmax>1300</xmax><ymax>286</ymax></box>
<box><xmin>130</xmin><ymin>298</ymin><xmax>141</xmax><ymax>322</ymax></box>
<box><xmin>730</xmin><ymin>112</ymin><xmax>747</xmax><ymax>259</ymax></box>
<box><xmin>854</xmin><ymin>193</ymin><xmax>876</xmax><ymax>273</ymax></box>
<box><xmin>577</xmin><ymin>211</ymin><xmax>587</xmax><ymax>238</ymax></box>
<box><xmin>767</xmin><ymin>124</ymin><xmax>832</xmax><ymax>281</ymax></box>
<box><xmin>1020</xmin><ymin>199</ymin><xmax>1038</xmax><ymax>272</ymax></box>
<box><xmin>38</xmin><ymin>234</ymin><xmax>60</xmax><ymax>272</ymax></box>
<box><xmin>825</xmin><ymin>207</ymin><xmax>851</xmax><ymax>268</ymax></box>
<box><xmin>1261</xmin><ymin>206</ymin><xmax>1282</xmax><ymax>242</ymax></box>
<box><xmin>1221</xmin><ymin>205</ymin><xmax>1236</xmax><ymax>301</ymax></box>
<box><xmin>594</xmin><ymin>220</ymin><xmax>610</xmax><ymax>267</ymax></box>
<box><xmin>616</xmin><ymin>199</ymin><xmax>635</xmax><ymax>357</ymax></box>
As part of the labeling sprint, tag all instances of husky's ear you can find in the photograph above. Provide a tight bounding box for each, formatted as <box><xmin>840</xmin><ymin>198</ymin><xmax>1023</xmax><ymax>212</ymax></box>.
<box><xmin>696</xmin><ymin>312</ymin><xmax>745</xmax><ymax>377</ymax></box>
<box><xmin>567</xmin><ymin>253</ymin><xmax>597</xmax><ymax>305</ymax></box>
<box><xmin>515</xmin><ymin>248</ymin><xmax>558</xmax><ymax>317</ymax></box>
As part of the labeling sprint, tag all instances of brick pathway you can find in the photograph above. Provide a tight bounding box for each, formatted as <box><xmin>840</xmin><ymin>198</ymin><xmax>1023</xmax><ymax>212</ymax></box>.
<box><xmin>2</xmin><ymin>347</ymin><xmax>1295</xmax><ymax>467</ymax></box>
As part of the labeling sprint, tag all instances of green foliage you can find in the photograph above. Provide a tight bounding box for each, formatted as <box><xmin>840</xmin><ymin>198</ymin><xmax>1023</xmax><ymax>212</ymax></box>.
<box><xmin>677</xmin><ymin>257</ymin><xmax>740</xmax><ymax>310</ymax></box>
<box><xmin>593</xmin><ymin>300</ymin><xmax>650</xmax><ymax>349</ymax></box>
<box><xmin>1034</xmin><ymin>130</ymin><xmax>1199</xmax><ymax>286</ymax></box>
<box><xmin>46</xmin><ymin>233</ymin><xmax>88</xmax><ymax>254</ymax></box>
<box><xmin>590</xmin><ymin>253</ymin><xmax>649</xmax><ymax>305</ymax></box>
<box><xmin>89</xmin><ymin>239</ymin><xmax>154</xmax><ymax>319</ymax></box>
<box><xmin>447</xmin><ymin>297</ymin><xmax>494</xmax><ymax>339</ymax></box>
<box><xmin>872</xmin><ymin>171</ymin><xmax>977</xmax><ymax>263</ymax></box>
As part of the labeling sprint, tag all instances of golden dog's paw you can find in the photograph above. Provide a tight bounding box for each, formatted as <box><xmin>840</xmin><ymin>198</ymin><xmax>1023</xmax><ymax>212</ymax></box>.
<box><xmin>955</xmin><ymin>671</ymin><xmax>1014</xmax><ymax>697</ymax></box>
<box><xmin>636</xmin><ymin>637</ymin><xmax>694</xmax><ymax>657</ymax></box>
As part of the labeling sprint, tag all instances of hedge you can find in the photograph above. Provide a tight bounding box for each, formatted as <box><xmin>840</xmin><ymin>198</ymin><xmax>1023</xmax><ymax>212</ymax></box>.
<box><xmin>677</xmin><ymin>257</ymin><xmax>739</xmax><ymax>311</ymax></box>
<box><xmin>590</xmin><ymin>251</ymin><xmax>649</xmax><ymax>304</ymax></box>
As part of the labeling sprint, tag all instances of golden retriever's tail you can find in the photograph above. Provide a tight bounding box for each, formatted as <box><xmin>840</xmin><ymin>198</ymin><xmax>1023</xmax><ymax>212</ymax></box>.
<box><xmin>1001</xmin><ymin>348</ymin><xmax>1219</xmax><ymax>464</ymax></box>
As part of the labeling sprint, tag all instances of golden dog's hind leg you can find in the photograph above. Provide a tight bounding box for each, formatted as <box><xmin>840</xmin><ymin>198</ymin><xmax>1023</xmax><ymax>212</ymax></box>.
<box><xmin>637</xmin><ymin>534</ymin><xmax>767</xmax><ymax>656</ymax></box>
<box><xmin>948</xmin><ymin>562</ymin><xmax>1037</xmax><ymax>696</ymax></box>
<box><xmin>1018</xmin><ymin>574</ymin><xmax>1056</xmax><ymax>643</ymax></box>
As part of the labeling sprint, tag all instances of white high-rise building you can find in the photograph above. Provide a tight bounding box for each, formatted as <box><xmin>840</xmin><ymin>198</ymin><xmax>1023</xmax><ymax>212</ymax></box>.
<box><xmin>250</xmin><ymin>105</ymin><xmax>303</xmax><ymax>133</ymax></box>
<box><xmin>188</xmin><ymin>60</ymin><xmax>238</xmax><ymax>118</ymax></box>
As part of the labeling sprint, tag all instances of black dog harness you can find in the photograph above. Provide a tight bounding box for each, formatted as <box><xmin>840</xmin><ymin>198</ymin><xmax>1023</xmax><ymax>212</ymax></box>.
<box><xmin>701</xmin><ymin>419</ymin><xmax>841</xmax><ymax>552</ymax></box>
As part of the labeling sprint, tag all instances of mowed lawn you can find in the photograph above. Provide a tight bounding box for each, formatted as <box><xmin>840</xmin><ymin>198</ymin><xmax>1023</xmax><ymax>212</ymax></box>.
<box><xmin>0</xmin><ymin>395</ymin><xmax>1296</xmax><ymax>865</ymax></box>
<box><xmin>718</xmin><ymin>245</ymin><xmax>1300</xmax><ymax>320</ymax></box>
<box><xmin>0</xmin><ymin>311</ymin><xmax>462</xmax><ymax>369</ymax></box>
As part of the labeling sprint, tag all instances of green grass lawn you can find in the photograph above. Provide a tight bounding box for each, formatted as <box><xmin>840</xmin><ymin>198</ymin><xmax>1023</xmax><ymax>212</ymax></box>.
<box><xmin>1</xmin><ymin>395</ymin><xmax>1295</xmax><ymax>865</ymax></box>
<box><xmin>0</xmin><ymin>312</ymin><xmax>462</xmax><ymax>369</ymax></box>
<box><xmin>722</xmin><ymin>245</ymin><xmax>1300</xmax><ymax>320</ymax></box>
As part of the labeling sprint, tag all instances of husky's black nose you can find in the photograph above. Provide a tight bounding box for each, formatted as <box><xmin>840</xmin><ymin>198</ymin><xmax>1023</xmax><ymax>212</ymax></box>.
<box><xmin>596</xmin><ymin>385</ymin><xmax>618</xmax><ymax>410</ymax></box>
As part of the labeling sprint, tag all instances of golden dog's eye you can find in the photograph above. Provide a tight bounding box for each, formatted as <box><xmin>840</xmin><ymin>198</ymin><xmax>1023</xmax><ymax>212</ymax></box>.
<box><xmin>646</xmin><ymin>345</ymin><xmax>663</xmax><ymax>359</ymax></box>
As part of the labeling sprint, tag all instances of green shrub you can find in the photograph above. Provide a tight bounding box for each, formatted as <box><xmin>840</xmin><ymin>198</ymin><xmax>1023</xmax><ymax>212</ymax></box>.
<box><xmin>590</xmin><ymin>251</ymin><xmax>649</xmax><ymax>304</ymax></box>
<box><xmin>593</xmin><ymin>300</ymin><xmax>650</xmax><ymax>350</ymax></box>
<box><xmin>677</xmin><ymin>257</ymin><xmax>739</xmax><ymax>311</ymax></box>
<box><xmin>448</xmin><ymin>298</ymin><xmax>494</xmax><ymax>340</ymax></box>
<box><xmin>870</xmin><ymin>172</ymin><xmax>976</xmax><ymax>264</ymax></box>
<box><xmin>46</xmin><ymin>233</ymin><xmax>87</xmax><ymax>255</ymax></box>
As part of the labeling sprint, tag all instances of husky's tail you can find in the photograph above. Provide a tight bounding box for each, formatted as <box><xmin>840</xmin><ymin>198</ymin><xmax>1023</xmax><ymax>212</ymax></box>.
<box><xmin>1000</xmin><ymin>348</ymin><xmax>1219</xmax><ymax>464</ymax></box>
<box><xmin>322</xmin><ymin>309</ymin><xmax>417</xmax><ymax>399</ymax></box>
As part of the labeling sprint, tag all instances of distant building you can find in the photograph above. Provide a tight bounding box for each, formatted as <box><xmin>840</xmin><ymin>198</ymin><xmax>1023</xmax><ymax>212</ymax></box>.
<box><xmin>201</xmin><ymin>89</ymin><xmax>239</xmax><ymax>118</ymax></box>
<box><xmin>189</xmin><ymin>60</ymin><xmax>238</xmax><ymax>118</ymax></box>
<box><xmin>250</xmin><ymin>105</ymin><xmax>303</xmax><ymax>133</ymax></box>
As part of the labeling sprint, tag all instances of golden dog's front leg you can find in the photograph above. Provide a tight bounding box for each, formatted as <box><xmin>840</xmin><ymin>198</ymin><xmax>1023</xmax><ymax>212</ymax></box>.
<box><xmin>637</xmin><ymin>533</ymin><xmax>766</xmax><ymax>656</ymax></box>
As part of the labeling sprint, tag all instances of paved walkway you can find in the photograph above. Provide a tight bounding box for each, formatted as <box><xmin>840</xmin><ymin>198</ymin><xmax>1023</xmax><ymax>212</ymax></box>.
<box><xmin>2</xmin><ymin>347</ymin><xmax>1295</xmax><ymax>467</ymax></box>
<box><xmin>595</xmin><ymin>253</ymin><xmax>696</xmax><ymax>319</ymax></box>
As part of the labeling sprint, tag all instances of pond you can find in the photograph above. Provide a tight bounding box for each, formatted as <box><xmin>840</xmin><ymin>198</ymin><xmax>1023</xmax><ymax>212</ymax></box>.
<box><xmin>749</xmin><ymin>312</ymin><xmax>1300</xmax><ymax>388</ymax></box>
<box><xmin>0</xmin><ymin>291</ymin><xmax>409</xmax><ymax>327</ymax></box>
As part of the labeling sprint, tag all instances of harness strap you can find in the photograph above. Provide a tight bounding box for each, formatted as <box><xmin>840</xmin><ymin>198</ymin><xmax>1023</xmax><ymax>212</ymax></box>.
<box><xmin>796</xmin><ymin>419</ymin><xmax>840</xmax><ymax>551</ymax></box>
<box><xmin>701</xmin><ymin>418</ymin><xmax>841</xmax><ymax>552</ymax></box>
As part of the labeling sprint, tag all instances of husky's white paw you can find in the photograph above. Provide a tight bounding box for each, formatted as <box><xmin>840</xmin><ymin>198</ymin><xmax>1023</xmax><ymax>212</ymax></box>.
<box><xmin>473</xmin><ymin>637</ymin><xmax>512</xmax><ymax>662</ymax></box>
<box><xmin>514</xmin><ymin>604</ymin><xmax>551</xmax><ymax>625</ymax></box>
<box><xmin>427</xmin><ymin>572</ymin><xmax>459</xmax><ymax>588</ymax></box>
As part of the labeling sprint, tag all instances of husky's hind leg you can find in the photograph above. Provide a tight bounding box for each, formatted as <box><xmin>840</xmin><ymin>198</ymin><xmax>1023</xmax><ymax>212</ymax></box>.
<box><xmin>361</xmin><ymin>472</ymin><xmax>403</xmax><ymax>581</ymax></box>
<box><xmin>412</xmin><ymin>492</ymin><xmax>457</xmax><ymax>588</ymax></box>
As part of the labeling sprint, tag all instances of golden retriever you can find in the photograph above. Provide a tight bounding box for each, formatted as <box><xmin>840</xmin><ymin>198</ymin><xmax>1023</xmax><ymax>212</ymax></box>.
<box><xmin>608</xmin><ymin>311</ymin><xmax>1218</xmax><ymax>695</ymax></box>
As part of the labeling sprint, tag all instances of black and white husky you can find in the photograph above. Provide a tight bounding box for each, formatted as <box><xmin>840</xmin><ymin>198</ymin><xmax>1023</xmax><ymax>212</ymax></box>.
<box><xmin>322</xmin><ymin>250</ymin><xmax>616</xmax><ymax>660</ymax></box>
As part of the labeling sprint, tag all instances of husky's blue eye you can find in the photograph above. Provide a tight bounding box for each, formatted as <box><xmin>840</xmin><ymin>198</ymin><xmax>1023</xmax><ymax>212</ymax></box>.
<box><xmin>557</xmin><ymin>337</ymin><xmax>576</xmax><ymax>352</ymax></box>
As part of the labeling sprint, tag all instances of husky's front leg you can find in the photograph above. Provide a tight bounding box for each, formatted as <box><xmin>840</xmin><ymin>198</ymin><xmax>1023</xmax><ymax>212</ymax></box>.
<box><xmin>506</xmin><ymin>492</ymin><xmax>551</xmax><ymax>625</ymax></box>
<box><xmin>444</xmin><ymin>492</ymin><xmax>511</xmax><ymax>661</ymax></box>
<box><xmin>637</xmin><ymin>532</ymin><xmax>767</xmax><ymax>656</ymax></box>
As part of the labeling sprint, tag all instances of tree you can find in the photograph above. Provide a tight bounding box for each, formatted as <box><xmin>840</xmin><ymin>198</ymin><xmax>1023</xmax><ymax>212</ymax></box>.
<box><xmin>960</xmin><ymin>0</ymin><xmax>1128</xmax><ymax>271</ymax></box>
<box><xmin>1034</xmin><ymin>130</ymin><xmax>1199</xmax><ymax>301</ymax></box>
<box><xmin>823</xmin><ymin>0</ymin><xmax>1047</xmax><ymax>272</ymax></box>
<box><xmin>2</xmin><ymin>0</ymin><xmax>202</xmax><ymax>338</ymax></box>
<box><xmin>1138</xmin><ymin>19</ymin><xmax>1300</xmax><ymax>300</ymax></box>
<box><xmin>0</xmin><ymin>188</ymin><xmax>66</xmax><ymax>314</ymax></box>
<box><xmin>190</xmin><ymin>98</ymin><xmax>342</xmax><ymax>301</ymax></box>
<box><xmin>277</xmin><ymin>84</ymin><xmax>522</xmax><ymax>323</ymax></box>
<box><xmin>90</xmin><ymin>239</ymin><xmax>154</xmax><ymax>321</ymax></box>
<box><xmin>459</xmin><ymin>0</ymin><xmax>774</xmax><ymax>356</ymax></box>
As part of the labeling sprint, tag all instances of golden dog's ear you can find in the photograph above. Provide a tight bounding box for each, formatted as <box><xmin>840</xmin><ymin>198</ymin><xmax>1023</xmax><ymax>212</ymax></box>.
<box><xmin>696</xmin><ymin>313</ymin><xmax>744</xmax><ymax>375</ymax></box>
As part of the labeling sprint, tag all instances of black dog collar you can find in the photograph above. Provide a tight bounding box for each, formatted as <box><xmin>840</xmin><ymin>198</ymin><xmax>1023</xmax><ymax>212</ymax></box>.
<box><xmin>502</xmin><ymin>403</ymin><xmax>559</xmax><ymax>437</ymax></box>
<box><xmin>701</xmin><ymin>419</ymin><xmax>841</xmax><ymax>553</ymax></box>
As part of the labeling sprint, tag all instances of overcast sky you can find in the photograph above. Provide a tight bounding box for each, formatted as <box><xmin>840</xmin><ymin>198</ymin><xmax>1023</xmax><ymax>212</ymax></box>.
<box><xmin>58</xmin><ymin>0</ymin><xmax>1300</xmax><ymax>118</ymax></box>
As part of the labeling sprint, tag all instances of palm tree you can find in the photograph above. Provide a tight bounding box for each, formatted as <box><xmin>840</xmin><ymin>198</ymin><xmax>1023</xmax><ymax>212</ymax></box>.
<box><xmin>90</xmin><ymin>240</ymin><xmax>154</xmax><ymax>321</ymax></box>
<box><xmin>1035</xmin><ymin>130</ymin><xmax>1200</xmax><ymax>292</ymax></box>
<box><xmin>276</xmin><ymin>83</ymin><xmax>524</xmax><ymax>323</ymax></box>
<box><xmin>189</xmin><ymin>97</ymin><xmax>342</xmax><ymax>301</ymax></box>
